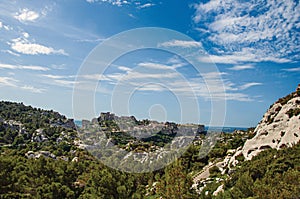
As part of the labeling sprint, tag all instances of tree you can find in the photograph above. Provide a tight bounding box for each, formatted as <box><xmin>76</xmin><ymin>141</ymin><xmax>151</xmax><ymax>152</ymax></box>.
<box><xmin>156</xmin><ymin>160</ymin><xmax>196</xmax><ymax>199</ymax></box>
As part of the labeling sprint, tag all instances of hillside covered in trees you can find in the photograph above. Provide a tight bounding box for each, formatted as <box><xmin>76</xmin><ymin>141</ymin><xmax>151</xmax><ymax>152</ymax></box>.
<box><xmin>0</xmin><ymin>100</ymin><xmax>299</xmax><ymax>198</ymax></box>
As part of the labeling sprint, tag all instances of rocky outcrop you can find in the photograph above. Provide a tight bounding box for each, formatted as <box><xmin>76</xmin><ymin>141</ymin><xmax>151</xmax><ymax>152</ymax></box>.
<box><xmin>26</xmin><ymin>150</ymin><xmax>56</xmax><ymax>159</ymax></box>
<box><xmin>238</xmin><ymin>85</ymin><xmax>300</xmax><ymax>160</ymax></box>
<box><xmin>51</xmin><ymin>119</ymin><xmax>76</xmax><ymax>130</ymax></box>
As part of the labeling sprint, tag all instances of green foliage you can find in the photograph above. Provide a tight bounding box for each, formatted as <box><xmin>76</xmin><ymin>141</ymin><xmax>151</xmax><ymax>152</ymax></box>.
<box><xmin>276</xmin><ymin>88</ymin><xmax>300</xmax><ymax>106</ymax></box>
<box><xmin>1</xmin><ymin>100</ymin><xmax>299</xmax><ymax>199</ymax></box>
<box><xmin>208</xmin><ymin>131</ymin><xmax>249</xmax><ymax>162</ymax></box>
<box><xmin>277</xmin><ymin>93</ymin><xmax>294</xmax><ymax>106</ymax></box>
<box><xmin>0</xmin><ymin>101</ymin><xmax>66</xmax><ymax>129</ymax></box>
<box><xmin>221</xmin><ymin>142</ymin><xmax>300</xmax><ymax>199</ymax></box>
<box><xmin>209</xmin><ymin>166</ymin><xmax>220</xmax><ymax>177</ymax></box>
<box><xmin>155</xmin><ymin>160</ymin><xmax>197</xmax><ymax>199</ymax></box>
<box><xmin>286</xmin><ymin>108</ymin><xmax>300</xmax><ymax>118</ymax></box>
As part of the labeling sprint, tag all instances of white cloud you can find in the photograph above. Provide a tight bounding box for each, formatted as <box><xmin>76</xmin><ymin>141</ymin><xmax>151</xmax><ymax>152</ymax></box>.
<box><xmin>159</xmin><ymin>40</ymin><xmax>203</xmax><ymax>48</ymax></box>
<box><xmin>42</xmin><ymin>74</ymin><xmax>69</xmax><ymax>79</ymax></box>
<box><xmin>118</xmin><ymin>66</ymin><xmax>132</xmax><ymax>72</ymax></box>
<box><xmin>193</xmin><ymin>0</ymin><xmax>300</xmax><ymax>63</ymax></box>
<box><xmin>138</xmin><ymin>84</ymin><xmax>165</xmax><ymax>92</ymax></box>
<box><xmin>41</xmin><ymin>74</ymin><xmax>76</xmax><ymax>88</ymax></box>
<box><xmin>80</xmin><ymin>74</ymin><xmax>111</xmax><ymax>81</ymax></box>
<box><xmin>198</xmin><ymin>48</ymin><xmax>291</xmax><ymax>64</ymax></box>
<box><xmin>229</xmin><ymin>65</ymin><xmax>254</xmax><ymax>71</ymax></box>
<box><xmin>138</xmin><ymin>3</ymin><xmax>155</xmax><ymax>9</ymax></box>
<box><xmin>0</xmin><ymin>76</ymin><xmax>45</xmax><ymax>93</ymax></box>
<box><xmin>54</xmin><ymin>79</ymin><xmax>76</xmax><ymax>86</ymax></box>
<box><xmin>2</xmin><ymin>50</ymin><xmax>20</xmax><ymax>57</ymax></box>
<box><xmin>131</xmin><ymin>59</ymin><xmax>187</xmax><ymax>72</ymax></box>
<box><xmin>128</xmin><ymin>14</ymin><xmax>136</xmax><ymax>18</ymax></box>
<box><xmin>23</xmin><ymin>32</ymin><xmax>29</xmax><ymax>38</ymax></box>
<box><xmin>10</xmin><ymin>38</ymin><xmax>68</xmax><ymax>56</ymax></box>
<box><xmin>14</xmin><ymin>8</ymin><xmax>40</xmax><ymax>22</ymax></box>
<box><xmin>138</xmin><ymin>62</ymin><xmax>174</xmax><ymax>70</ymax></box>
<box><xmin>0</xmin><ymin>63</ymin><xmax>49</xmax><ymax>71</ymax></box>
<box><xmin>21</xmin><ymin>85</ymin><xmax>45</xmax><ymax>93</ymax></box>
<box><xmin>42</xmin><ymin>73</ymin><xmax>111</xmax><ymax>89</ymax></box>
<box><xmin>239</xmin><ymin>82</ymin><xmax>262</xmax><ymax>90</ymax></box>
<box><xmin>98</xmin><ymin>68</ymin><xmax>257</xmax><ymax>101</ymax></box>
<box><xmin>0</xmin><ymin>21</ymin><xmax>12</xmax><ymax>31</ymax></box>
<box><xmin>86</xmin><ymin>0</ymin><xmax>155</xmax><ymax>8</ymax></box>
<box><xmin>116</xmin><ymin>71</ymin><xmax>179</xmax><ymax>80</ymax></box>
<box><xmin>282</xmin><ymin>67</ymin><xmax>300</xmax><ymax>72</ymax></box>
<box><xmin>0</xmin><ymin>76</ymin><xmax>18</xmax><ymax>87</ymax></box>
<box><xmin>86</xmin><ymin>0</ymin><xmax>129</xmax><ymax>6</ymax></box>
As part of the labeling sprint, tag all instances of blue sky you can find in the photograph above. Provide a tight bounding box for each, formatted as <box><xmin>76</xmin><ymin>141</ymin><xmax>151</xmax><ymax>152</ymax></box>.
<box><xmin>0</xmin><ymin>0</ymin><xmax>299</xmax><ymax>127</ymax></box>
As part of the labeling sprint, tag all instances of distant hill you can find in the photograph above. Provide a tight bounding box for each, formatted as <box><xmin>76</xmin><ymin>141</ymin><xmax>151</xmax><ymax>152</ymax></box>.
<box><xmin>0</xmin><ymin>101</ymin><xmax>77</xmax><ymax>147</ymax></box>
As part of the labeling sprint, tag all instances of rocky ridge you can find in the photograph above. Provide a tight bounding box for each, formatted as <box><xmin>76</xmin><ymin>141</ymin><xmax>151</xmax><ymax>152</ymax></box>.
<box><xmin>230</xmin><ymin>84</ymin><xmax>300</xmax><ymax>164</ymax></box>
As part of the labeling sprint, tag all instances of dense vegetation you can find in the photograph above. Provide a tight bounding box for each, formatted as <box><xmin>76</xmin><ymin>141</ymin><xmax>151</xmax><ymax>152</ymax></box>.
<box><xmin>196</xmin><ymin>140</ymin><xmax>300</xmax><ymax>199</ymax></box>
<box><xmin>0</xmin><ymin>101</ymin><xmax>299</xmax><ymax>198</ymax></box>
<box><xmin>218</xmin><ymin>142</ymin><xmax>300</xmax><ymax>199</ymax></box>
<box><xmin>0</xmin><ymin>101</ymin><xmax>200</xmax><ymax>198</ymax></box>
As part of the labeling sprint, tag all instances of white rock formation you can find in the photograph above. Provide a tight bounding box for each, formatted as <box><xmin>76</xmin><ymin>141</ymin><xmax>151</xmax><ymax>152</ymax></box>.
<box><xmin>213</xmin><ymin>184</ymin><xmax>224</xmax><ymax>196</ymax></box>
<box><xmin>240</xmin><ymin>85</ymin><xmax>300</xmax><ymax>160</ymax></box>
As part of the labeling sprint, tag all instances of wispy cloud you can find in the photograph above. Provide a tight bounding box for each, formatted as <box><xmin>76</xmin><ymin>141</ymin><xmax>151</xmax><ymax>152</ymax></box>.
<box><xmin>86</xmin><ymin>0</ymin><xmax>129</xmax><ymax>7</ymax></box>
<box><xmin>42</xmin><ymin>73</ymin><xmax>111</xmax><ymax>89</ymax></box>
<box><xmin>20</xmin><ymin>85</ymin><xmax>45</xmax><ymax>93</ymax></box>
<box><xmin>128</xmin><ymin>13</ymin><xmax>136</xmax><ymax>19</ymax></box>
<box><xmin>80</xmin><ymin>74</ymin><xmax>111</xmax><ymax>81</ymax></box>
<box><xmin>90</xmin><ymin>64</ymin><xmax>260</xmax><ymax>102</ymax></box>
<box><xmin>53</xmin><ymin>79</ymin><xmax>76</xmax><ymax>86</ymax></box>
<box><xmin>193</xmin><ymin>0</ymin><xmax>300</xmax><ymax>63</ymax></box>
<box><xmin>198</xmin><ymin>48</ymin><xmax>291</xmax><ymax>64</ymax></box>
<box><xmin>0</xmin><ymin>76</ymin><xmax>45</xmax><ymax>93</ymax></box>
<box><xmin>282</xmin><ymin>67</ymin><xmax>300</xmax><ymax>72</ymax></box>
<box><xmin>137</xmin><ymin>62</ymin><xmax>175</xmax><ymax>70</ymax></box>
<box><xmin>14</xmin><ymin>8</ymin><xmax>40</xmax><ymax>22</ymax></box>
<box><xmin>229</xmin><ymin>65</ymin><xmax>254</xmax><ymax>71</ymax></box>
<box><xmin>128</xmin><ymin>71</ymin><xmax>256</xmax><ymax>102</ymax></box>
<box><xmin>86</xmin><ymin>0</ymin><xmax>155</xmax><ymax>8</ymax></box>
<box><xmin>10</xmin><ymin>37</ymin><xmax>68</xmax><ymax>56</ymax></box>
<box><xmin>42</xmin><ymin>74</ymin><xmax>76</xmax><ymax>88</ymax></box>
<box><xmin>0</xmin><ymin>63</ymin><xmax>49</xmax><ymax>71</ymax></box>
<box><xmin>2</xmin><ymin>50</ymin><xmax>20</xmax><ymax>57</ymax></box>
<box><xmin>42</xmin><ymin>74</ymin><xmax>69</xmax><ymax>79</ymax></box>
<box><xmin>0</xmin><ymin>77</ymin><xmax>18</xmax><ymax>87</ymax></box>
<box><xmin>118</xmin><ymin>66</ymin><xmax>132</xmax><ymax>72</ymax></box>
<box><xmin>0</xmin><ymin>20</ymin><xmax>13</xmax><ymax>31</ymax></box>
<box><xmin>159</xmin><ymin>40</ymin><xmax>203</xmax><ymax>48</ymax></box>
<box><xmin>239</xmin><ymin>82</ymin><xmax>262</xmax><ymax>90</ymax></box>
<box><xmin>138</xmin><ymin>3</ymin><xmax>155</xmax><ymax>9</ymax></box>
<box><xmin>111</xmin><ymin>71</ymin><xmax>179</xmax><ymax>81</ymax></box>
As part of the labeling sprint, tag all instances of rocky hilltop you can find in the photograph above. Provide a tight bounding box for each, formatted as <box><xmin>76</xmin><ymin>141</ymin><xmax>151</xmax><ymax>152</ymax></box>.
<box><xmin>191</xmin><ymin>85</ymin><xmax>300</xmax><ymax>198</ymax></box>
<box><xmin>240</xmin><ymin>84</ymin><xmax>300</xmax><ymax>160</ymax></box>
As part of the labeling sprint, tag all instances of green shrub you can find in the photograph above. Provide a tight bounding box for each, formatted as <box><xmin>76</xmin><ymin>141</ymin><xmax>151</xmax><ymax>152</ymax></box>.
<box><xmin>286</xmin><ymin>108</ymin><xmax>300</xmax><ymax>118</ymax></box>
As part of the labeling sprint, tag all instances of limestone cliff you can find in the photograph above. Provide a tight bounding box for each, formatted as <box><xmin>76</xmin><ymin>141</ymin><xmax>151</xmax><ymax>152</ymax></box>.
<box><xmin>241</xmin><ymin>84</ymin><xmax>300</xmax><ymax>160</ymax></box>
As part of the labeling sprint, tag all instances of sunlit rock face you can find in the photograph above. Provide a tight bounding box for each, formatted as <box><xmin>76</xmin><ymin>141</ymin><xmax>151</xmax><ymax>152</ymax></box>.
<box><xmin>242</xmin><ymin>84</ymin><xmax>300</xmax><ymax>160</ymax></box>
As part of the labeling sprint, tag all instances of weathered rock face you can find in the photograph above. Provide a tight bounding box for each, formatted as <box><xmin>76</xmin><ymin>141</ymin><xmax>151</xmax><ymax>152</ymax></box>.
<box><xmin>241</xmin><ymin>85</ymin><xmax>300</xmax><ymax>160</ymax></box>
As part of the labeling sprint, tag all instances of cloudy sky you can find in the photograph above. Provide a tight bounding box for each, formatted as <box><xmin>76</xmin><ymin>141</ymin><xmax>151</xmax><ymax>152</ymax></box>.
<box><xmin>0</xmin><ymin>0</ymin><xmax>299</xmax><ymax>127</ymax></box>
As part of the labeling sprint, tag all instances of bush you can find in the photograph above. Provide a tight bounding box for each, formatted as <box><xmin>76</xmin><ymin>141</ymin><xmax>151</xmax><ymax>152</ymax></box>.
<box><xmin>286</xmin><ymin>108</ymin><xmax>300</xmax><ymax>118</ymax></box>
<box><xmin>209</xmin><ymin>166</ymin><xmax>220</xmax><ymax>177</ymax></box>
